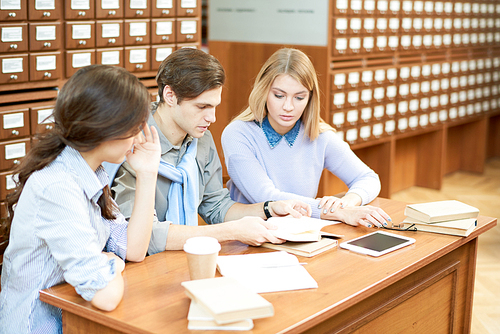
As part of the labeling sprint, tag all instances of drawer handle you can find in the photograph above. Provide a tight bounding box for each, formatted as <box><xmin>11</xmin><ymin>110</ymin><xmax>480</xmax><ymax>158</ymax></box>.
<box><xmin>135</xmin><ymin>64</ymin><xmax>143</xmax><ymax>69</ymax></box>
<box><xmin>44</xmin><ymin>42</ymin><xmax>51</xmax><ymax>47</ymax></box>
<box><xmin>11</xmin><ymin>130</ymin><xmax>19</xmax><ymax>136</ymax></box>
<box><xmin>43</xmin><ymin>12</ymin><xmax>51</xmax><ymax>17</ymax></box>
<box><xmin>135</xmin><ymin>37</ymin><xmax>143</xmax><ymax>42</ymax></box>
<box><xmin>79</xmin><ymin>40</ymin><xmax>87</xmax><ymax>45</ymax></box>
<box><xmin>10</xmin><ymin>75</ymin><xmax>18</xmax><ymax>80</ymax></box>
<box><xmin>13</xmin><ymin>160</ymin><xmax>20</xmax><ymax>165</ymax></box>
<box><xmin>8</xmin><ymin>12</ymin><xmax>16</xmax><ymax>17</ymax></box>
<box><xmin>108</xmin><ymin>38</ymin><xmax>116</xmax><ymax>44</ymax></box>
<box><xmin>186</xmin><ymin>9</ymin><xmax>194</xmax><ymax>14</ymax></box>
<box><xmin>136</xmin><ymin>10</ymin><xmax>143</xmax><ymax>15</ymax></box>
<box><xmin>78</xmin><ymin>11</ymin><xmax>86</xmax><ymax>16</ymax></box>
<box><xmin>186</xmin><ymin>34</ymin><xmax>194</xmax><ymax>39</ymax></box>
<box><xmin>10</xmin><ymin>44</ymin><xmax>18</xmax><ymax>49</ymax></box>
<box><xmin>44</xmin><ymin>72</ymin><xmax>52</xmax><ymax>78</ymax></box>
<box><xmin>162</xmin><ymin>36</ymin><xmax>169</xmax><ymax>40</ymax></box>
<box><xmin>45</xmin><ymin>124</ymin><xmax>53</xmax><ymax>130</ymax></box>
<box><xmin>108</xmin><ymin>10</ymin><xmax>116</xmax><ymax>15</ymax></box>
<box><xmin>162</xmin><ymin>9</ymin><xmax>170</xmax><ymax>14</ymax></box>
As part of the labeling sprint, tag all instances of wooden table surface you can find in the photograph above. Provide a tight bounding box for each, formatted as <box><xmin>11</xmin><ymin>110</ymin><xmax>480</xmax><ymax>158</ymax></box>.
<box><xmin>40</xmin><ymin>198</ymin><xmax>497</xmax><ymax>333</ymax></box>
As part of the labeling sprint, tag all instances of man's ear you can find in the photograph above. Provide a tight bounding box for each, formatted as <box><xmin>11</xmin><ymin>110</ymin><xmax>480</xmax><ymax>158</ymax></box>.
<box><xmin>162</xmin><ymin>86</ymin><xmax>177</xmax><ymax>107</ymax></box>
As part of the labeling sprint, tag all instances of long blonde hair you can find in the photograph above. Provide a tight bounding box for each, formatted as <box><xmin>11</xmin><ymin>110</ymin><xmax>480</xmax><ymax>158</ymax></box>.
<box><xmin>233</xmin><ymin>48</ymin><xmax>333</xmax><ymax>140</ymax></box>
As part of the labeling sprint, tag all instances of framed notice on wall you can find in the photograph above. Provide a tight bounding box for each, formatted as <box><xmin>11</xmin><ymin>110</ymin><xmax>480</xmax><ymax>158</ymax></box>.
<box><xmin>208</xmin><ymin>0</ymin><xmax>329</xmax><ymax>46</ymax></box>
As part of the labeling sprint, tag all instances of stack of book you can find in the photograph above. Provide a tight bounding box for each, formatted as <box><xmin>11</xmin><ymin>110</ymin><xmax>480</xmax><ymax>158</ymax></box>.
<box><xmin>397</xmin><ymin>200</ymin><xmax>479</xmax><ymax>237</ymax></box>
<box><xmin>182</xmin><ymin>276</ymin><xmax>274</xmax><ymax>331</ymax></box>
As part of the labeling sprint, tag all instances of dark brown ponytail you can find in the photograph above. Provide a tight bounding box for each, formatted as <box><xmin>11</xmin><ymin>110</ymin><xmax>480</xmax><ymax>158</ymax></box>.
<box><xmin>7</xmin><ymin>65</ymin><xmax>150</xmax><ymax>225</ymax></box>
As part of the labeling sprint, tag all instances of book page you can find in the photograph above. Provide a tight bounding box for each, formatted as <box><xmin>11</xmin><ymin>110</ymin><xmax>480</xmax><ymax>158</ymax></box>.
<box><xmin>267</xmin><ymin>216</ymin><xmax>341</xmax><ymax>242</ymax></box>
<box><xmin>216</xmin><ymin>252</ymin><xmax>318</xmax><ymax>293</ymax></box>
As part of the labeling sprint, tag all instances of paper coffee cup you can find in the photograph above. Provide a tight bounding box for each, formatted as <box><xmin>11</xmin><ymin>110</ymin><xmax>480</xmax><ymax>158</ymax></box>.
<box><xmin>183</xmin><ymin>237</ymin><xmax>221</xmax><ymax>280</ymax></box>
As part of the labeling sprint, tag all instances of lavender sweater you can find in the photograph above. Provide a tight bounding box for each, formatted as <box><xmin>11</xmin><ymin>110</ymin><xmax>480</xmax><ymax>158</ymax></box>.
<box><xmin>221</xmin><ymin>119</ymin><xmax>381</xmax><ymax>218</ymax></box>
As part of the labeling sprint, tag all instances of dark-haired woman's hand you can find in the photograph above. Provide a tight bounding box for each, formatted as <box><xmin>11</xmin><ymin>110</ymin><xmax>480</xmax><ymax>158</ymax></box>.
<box><xmin>126</xmin><ymin>124</ymin><xmax>161</xmax><ymax>177</ymax></box>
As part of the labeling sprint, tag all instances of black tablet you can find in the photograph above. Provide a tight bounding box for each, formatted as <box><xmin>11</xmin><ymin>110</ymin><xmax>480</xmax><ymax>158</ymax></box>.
<box><xmin>339</xmin><ymin>231</ymin><xmax>415</xmax><ymax>257</ymax></box>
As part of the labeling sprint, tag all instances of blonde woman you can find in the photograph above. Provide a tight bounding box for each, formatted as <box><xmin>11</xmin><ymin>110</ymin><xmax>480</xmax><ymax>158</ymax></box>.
<box><xmin>221</xmin><ymin>48</ymin><xmax>391</xmax><ymax>227</ymax></box>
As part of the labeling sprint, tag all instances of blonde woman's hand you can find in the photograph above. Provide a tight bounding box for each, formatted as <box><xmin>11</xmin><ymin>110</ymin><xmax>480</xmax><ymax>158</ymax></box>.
<box><xmin>126</xmin><ymin>124</ymin><xmax>161</xmax><ymax>176</ymax></box>
<box><xmin>322</xmin><ymin>205</ymin><xmax>392</xmax><ymax>228</ymax></box>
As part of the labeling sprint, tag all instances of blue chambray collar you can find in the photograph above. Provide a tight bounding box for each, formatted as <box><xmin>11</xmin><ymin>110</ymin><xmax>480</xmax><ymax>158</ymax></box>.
<box><xmin>257</xmin><ymin>116</ymin><xmax>301</xmax><ymax>149</ymax></box>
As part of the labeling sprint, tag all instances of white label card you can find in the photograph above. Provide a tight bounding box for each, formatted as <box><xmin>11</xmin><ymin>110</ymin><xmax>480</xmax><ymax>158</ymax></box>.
<box><xmin>374</xmin><ymin>105</ymin><xmax>384</xmax><ymax>117</ymax></box>
<box><xmin>336</xmin><ymin>18</ymin><xmax>348</xmax><ymax>30</ymax></box>
<box><xmin>0</xmin><ymin>0</ymin><xmax>21</xmax><ymax>10</ymax></box>
<box><xmin>129</xmin><ymin>49</ymin><xmax>147</xmax><ymax>63</ymax></box>
<box><xmin>334</xmin><ymin>73</ymin><xmax>346</xmax><ymax>86</ymax></box>
<box><xmin>181</xmin><ymin>0</ymin><xmax>196</xmax><ymax>8</ymax></box>
<box><xmin>156</xmin><ymin>0</ymin><xmax>173</xmax><ymax>9</ymax></box>
<box><xmin>102</xmin><ymin>23</ymin><xmax>120</xmax><ymax>38</ymax></box>
<box><xmin>156</xmin><ymin>47</ymin><xmax>173</xmax><ymax>62</ymax></box>
<box><xmin>37</xmin><ymin>108</ymin><xmax>54</xmax><ymax>124</ymax></box>
<box><xmin>3</xmin><ymin>113</ymin><xmax>24</xmax><ymax>129</ymax></box>
<box><xmin>360</xmin><ymin>125</ymin><xmax>370</xmax><ymax>139</ymax></box>
<box><xmin>71</xmin><ymin>0</ymin><xmax>90</xmax><ymax>10</ymax></box>
<box><xmin>361</xmin><ymin>107</ymin><xmax>372</xmax><ymax>120</ymax></box>
<box><xmin>36</xmin><ymin>26</ymin><xmax>56</xmax><ymax>41</ymax></box>
<box><xmin>2</xmin><ymin>58</ymin><xmax>23</xmax><ymax>74</ymax></box>
<box><xmin>373</xmin><ymin>123</ymin><xmax>383</xmax><ymax>136</ymax></box>
<box><xmin>5</xmin><ymin>142</ymin><xmax>26</xmax><ymax>160</ymax></box>
<box><xmin>180</xmin><ymin>21</ymin><xmax>197</xmax><ymax>34</ymax></box>
<box><xmin>36</xmin><ymin>55</ymin><xmax>56</xmax><ymax>71</ymax></box>
<box><xmin>1</xmin><ymin>27</ymin><xmax>23</xmax><ymax>42</ymax></box>
<box><xmin>156</xmin><ymin>21</ymin><xmax>173</xmax><ymax>35</ymax></box>
<box><xmin>386</xmin><ymin>120</ymin><xmax>395</xmax><ymax>132</ymax></box>
<box><xmin>72</xmin><ymin>25</ymin><xmax>91</xmax><ymax>39</ymax></box>
<box><xmin>101</xmin><ymin>0</ymin><xmax>119</xmax><ymax>9</ymax></box>
<box><xmin>346</xmin><ymin>128</ymin><xmax>357</xmax><ymax>142</ymax></box>
<box><xmin>101</xmin><ymin>50</ymin><xmax>120</xmax><ymax>65</ymax></box>
<box><xmin>347</xmin><ymin>109</ymin><xmax>358</xmax><ymax>122</ymax></box>
<box><xmin>130</xmin><ymin>0</ymin><xmax>147</xmax><ymax>9</ymax></box>
<box><xmin>6</xmin><ymin>174</ymin><xmax>18</xmax><ymax>190</ymax></box>
<box><xmin>386</xmin><ymin>103</ymin><xmax>396</xmax><ymax>115</ymax></box>
<box><xmin>129</xmin><ymin>22</ymin><xmax>147</xmax><ymax>36</ymax></box>
<box><xmin>333</xmin><ymin>112</ymin><xmax>344</xmax><ymax>126</ymax></box>
<box><xmin>72</xmin><ymin>53</ymin><xmax>91</xmax><ymax>68</ymax></box>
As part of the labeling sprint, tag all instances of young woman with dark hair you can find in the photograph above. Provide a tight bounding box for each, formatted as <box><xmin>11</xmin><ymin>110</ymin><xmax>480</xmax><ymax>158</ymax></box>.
<box><xmin>0</xmin><ymin>64</ymin><xmax>161</xmax><ymax>333</ymax></box>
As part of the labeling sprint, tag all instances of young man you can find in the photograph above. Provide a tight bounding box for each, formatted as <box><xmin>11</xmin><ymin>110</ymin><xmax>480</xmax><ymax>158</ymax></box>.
<box><xmin>111</xmin><ymin>48</ymin><xmax>311</xmax><ymax>254</ymax></box>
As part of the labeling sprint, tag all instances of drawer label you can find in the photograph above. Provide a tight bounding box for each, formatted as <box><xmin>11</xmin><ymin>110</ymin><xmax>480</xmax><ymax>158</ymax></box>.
<box><xmin>101</xmin><ymin>50</ymin><xmax>120</xmax><ymax>65</ymax></box>
<box><xmin>36</xmin><ymin>55</ymin><xmax>56</xmax><ymax>71</ymax></box>
<box><xmin>1</xmin><ymin>27</ymin><xmax>23</xmax><ymax>42</ymax></box>
<box><xmin>5</xmin><ymin>142</ymin><xmax>26</xmax><ymax>160</ymax></box>
<box><xmin>3</xmin><ymin>112</ymin><xmax>23</xmax><ymax>129</ymax></box>
<box><xmin>36</xmin><ymin>26</ymin><xmax>56</xmax><ymax>41</ymax></box>
<box><xmin>35</xmin><ymin>0</ymin><xmax>55</xmax><ymax>10</ymax></box>
<box><xmin>2</xmin><ymin>58</ymin><xmax>23</xmax><ymax>74</ymax></box>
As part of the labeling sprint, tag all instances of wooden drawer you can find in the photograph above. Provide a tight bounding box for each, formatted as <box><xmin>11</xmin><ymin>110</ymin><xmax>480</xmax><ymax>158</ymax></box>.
<box><xmin>151</xmin><ymin>0</ymin><xmax>175</xmax><ymax>17</ymax></box>
<box><xmin>64</xmin><ymin>0</ymin><xmax>94</xmax><ymax>19</ymax></box>
<box><xmin>0</xmin><ymin>23</ymin><xmax>28</xmax><ymax>53</ymax></box>
<box><xmin>29</xmin><ymin>22</ymin><xmax>62</xmax><ymax>51</ymax></box>
<box><xmin>124</xmin><ymin>19</ymin><xmax>150</xmax><ymax>45</ymax></box>
<box><xmin>65</xmin><ymin>21</ymin><xmax>95</xmax><ymax>49</ymax></box>
<box><xmin>0</xmin><ymin>138</ymin><xmax>31</xmax><ymax>171</ymax></box>
<box><xmin>124</xmin><ymin>46</ymin><xmax>150</xmax><ymax>72</ymax></box>
<box><xmin>96</xmin><ymin>47</ymin><xmax>124</xmax><ymax>67</ymax></box>
<box><xmin>0</xmin><ymin>0</ymin><xmax>27</xmax><ymax>21</ymax></box>
<box><xmin>29</xmin><ymin>51</ymin><xmax>63</xmax><ymax>81</ymax></box>
<box><xmin>124</xmin><ymin>0</ymin><xmax>150</xmax><ymax>18</ymax></box>
<box><xmin>65</xmin><ymin>49</ymin><xmax>95</xmax><ymax>77</ymax></box>
<box><xmin>28</xmin><ymin>0</ymin><xmax>62</xmax><ymax>20</ymax></box>
<box><xmin>96</xmin><ymin>0</ymin><xmax>124</xmax><ymax>18</ymax></box>
<box><xmin>96</xmin><ymin>20</ymin><xmax>124</xmax><ymax>47</ymax></box>
<box><xmin>0</xmin><ymin>108</ymin><xmax>30</xmax><ymax>140</ymax></box>
<box><xmin>176</xmin><ymin>18</ymin><xmax>199</xmax><ymax>43</ymax></box>
<box><xmin>30</xmin><ymin>105</ymin><xmax>54</xmax><ymax>135</ymax></box>
<box><xmin>175</xmin><ymin>0</ymin><xmax>199</xmax><ymax>17</ymax></box>
<box><xmin>151</xmin><ymin>18</ymin><xmax>175</xmax><ymax>44</ymax></box>
<box><xmin>0</xmin><ymin>54</ymin><xmax>29</xmax><ymax>84</ymax></box>
<box><xmin>151</xmin><ymin>44</ymin><xmax>173</xmax><ymax>70</ymax></box>
<box><xmin>0</xmin><ymin>171</ymin><xmax>17</xmax><ymax>201</ymax></box>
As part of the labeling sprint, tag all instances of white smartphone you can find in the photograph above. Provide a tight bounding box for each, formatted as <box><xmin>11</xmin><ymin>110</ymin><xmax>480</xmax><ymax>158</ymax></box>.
<box><xmin>339</xmin><ymin>231</ymin><xmax>415</xmax><ymax>257</ymax></box>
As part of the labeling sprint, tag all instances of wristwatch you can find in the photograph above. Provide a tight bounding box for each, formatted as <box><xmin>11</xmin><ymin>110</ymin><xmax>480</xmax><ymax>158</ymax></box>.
<box><xmin>263</xmin><ymin>200</ymin><xmax>274</xmax><ymax>219</ymax></box>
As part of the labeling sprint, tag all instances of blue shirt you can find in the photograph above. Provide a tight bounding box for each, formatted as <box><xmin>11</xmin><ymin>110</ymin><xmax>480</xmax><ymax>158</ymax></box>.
<box><xmin>0</xmin><ymin>146</ymin><xmax>128</xmax><ymax>334</ymax></box>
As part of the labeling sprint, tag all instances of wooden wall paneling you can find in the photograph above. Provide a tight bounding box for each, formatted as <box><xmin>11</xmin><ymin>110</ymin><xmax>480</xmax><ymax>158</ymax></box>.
<box><xmin>486</xmin><ymin>113</ymin><xmax>500</xmax><ymax>158</ymax></box>
<box><xmin>415</xmin><ymin>128</ymin><xmax>445</xmax><ymax>190</ymax></box>
<box><xmin>392</xmin><ymin>136</ymin><xmax>418</xmax><ymax>193</ymax></box>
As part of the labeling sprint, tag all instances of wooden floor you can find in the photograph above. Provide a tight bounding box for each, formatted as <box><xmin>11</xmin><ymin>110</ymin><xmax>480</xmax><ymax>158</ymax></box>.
<box><xmin>390</xmin><ymin>157</ymin><xmax>500</xmax><ymax>334</ymax></box>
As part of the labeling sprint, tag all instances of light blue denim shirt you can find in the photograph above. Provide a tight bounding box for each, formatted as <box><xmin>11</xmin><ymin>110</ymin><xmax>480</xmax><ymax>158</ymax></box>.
<box><xmin>258</xmin><ymin>116</ymin><xmax>301</xmax><ymax>148</ymax></box>
<box><xmin>0</xmin><ymin>146</ymin><xmax>128</xmax><ymax>334</ymax></box>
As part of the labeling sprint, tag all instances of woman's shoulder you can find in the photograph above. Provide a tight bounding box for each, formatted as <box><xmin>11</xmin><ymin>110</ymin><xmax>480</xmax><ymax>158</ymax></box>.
<box><xmin>223</xmin><ymin>119</ymin><xmax>259</xmax><ymax>137</ymax></box>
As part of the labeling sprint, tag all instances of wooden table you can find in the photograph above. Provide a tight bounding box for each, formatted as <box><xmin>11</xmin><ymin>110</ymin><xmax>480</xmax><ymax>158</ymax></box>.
<box><xmin>40</xmin><ymin>198</ymin><xmax>497</xmax><ymax>333</ymax></box>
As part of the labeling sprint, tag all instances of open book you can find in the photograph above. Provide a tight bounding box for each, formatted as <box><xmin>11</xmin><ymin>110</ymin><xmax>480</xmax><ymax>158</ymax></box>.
<box><xmin>216</xmin><ymin>251</ymin><xmax>318</xmax><ymax>293</ymax></box>
<box><xmin>267</xmin><ymin>216</ymin><xmax>341</xmax><ymax>242</ymax></box>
